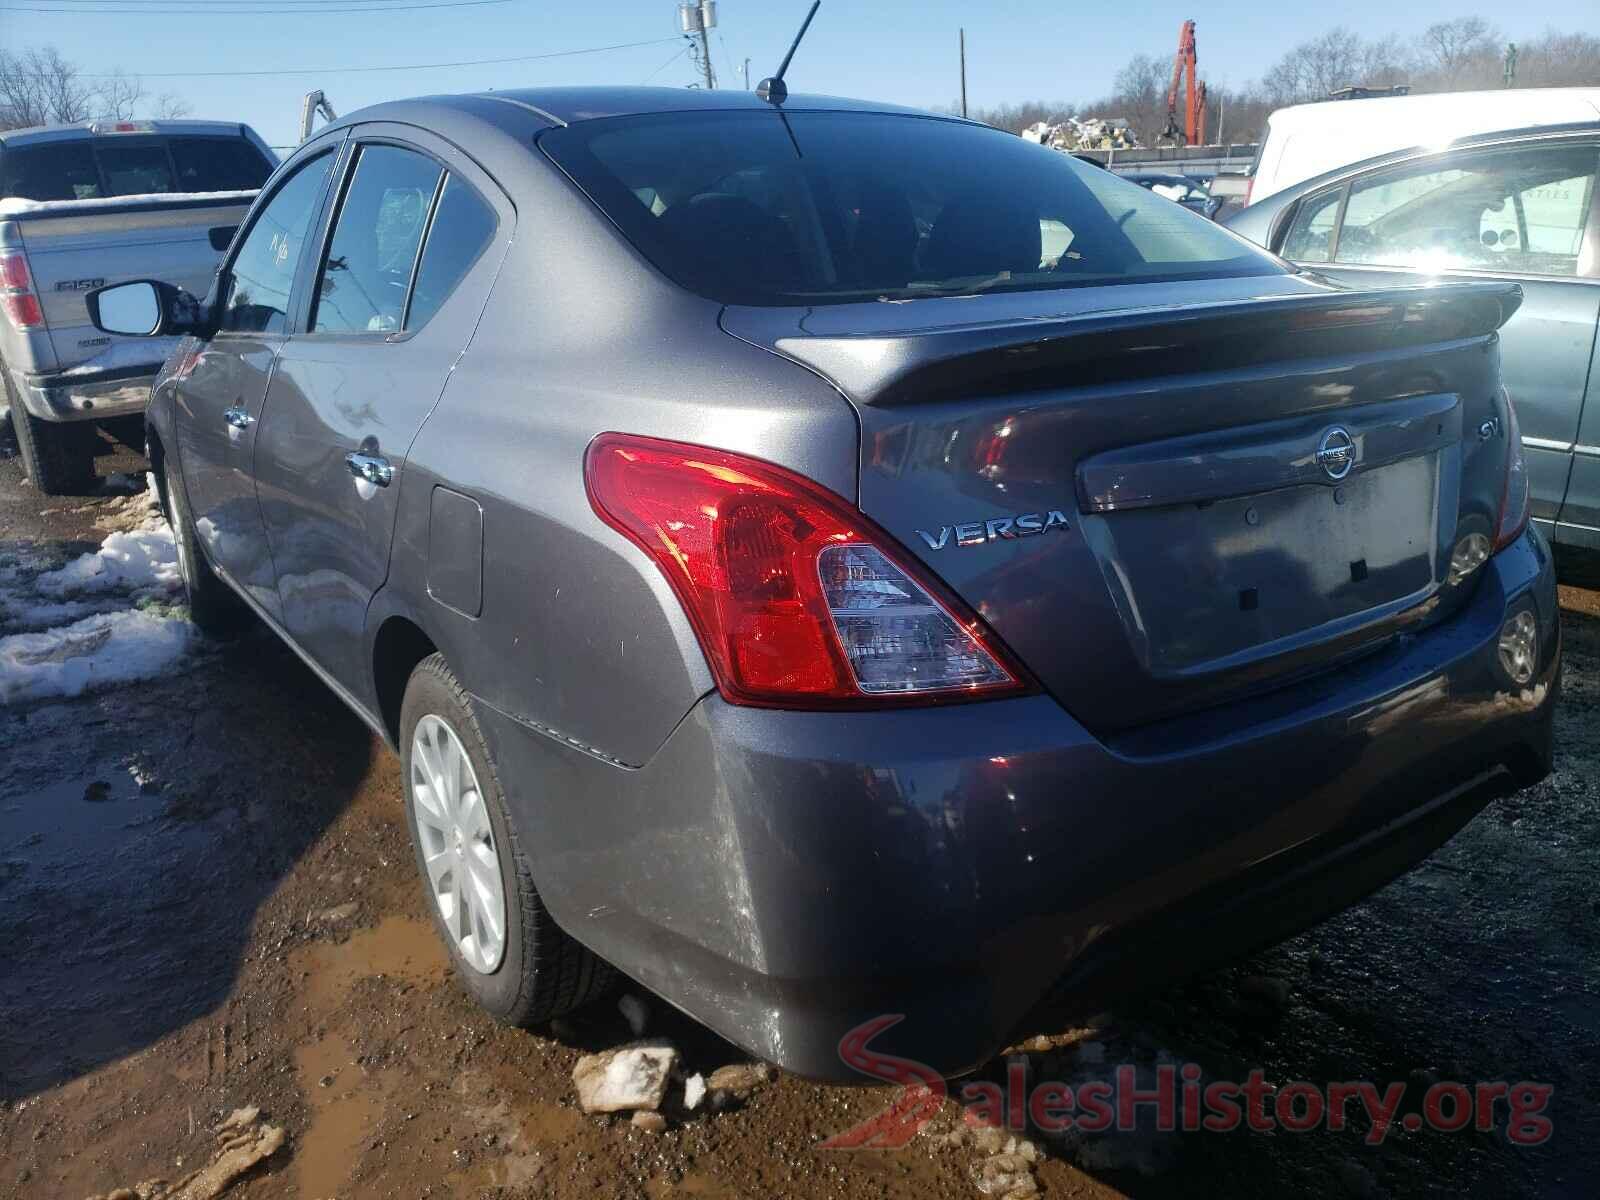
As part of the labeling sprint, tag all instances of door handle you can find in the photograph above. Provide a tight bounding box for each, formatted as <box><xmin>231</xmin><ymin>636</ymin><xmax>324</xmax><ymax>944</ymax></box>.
<box><xmin>345</xmin><ymin>451</ymin><xmax>393</xmax><ymax>488</ymax></box>
<box><xmin>223</xmin><ymin>405</ymin><xmax>253</xmax><ymax>429</ymax></box>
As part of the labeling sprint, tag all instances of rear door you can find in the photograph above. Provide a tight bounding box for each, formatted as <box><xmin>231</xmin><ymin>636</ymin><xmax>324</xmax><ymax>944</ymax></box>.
<box><xmin>175</xmin><ymin>146</ymin><xmax>338</xmax><ymax>621</ymax></box>
<box><xmin>253</xmin><ymin>127</ymin><xmax>507</xmax><ymax>697</ymax></box>
<box><xmin>1275</xmin><ymin>135</ymin><xmax>1600</xmax><ymax>530</ymax></box>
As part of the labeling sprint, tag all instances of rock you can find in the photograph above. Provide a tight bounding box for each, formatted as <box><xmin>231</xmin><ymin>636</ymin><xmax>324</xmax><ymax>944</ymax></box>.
<box><xmin>971</xmin><ymin>1153</ymin><xmax>1038</xmax><ymax>1197</ymax></box>
<box><xmin>630</xmin><ymin>1110</ymin><xmax>668</xmax><ymax>1134</ymax></box>
<box><xmin>682</xmin><ymin>1073</ymin><xmax>706</xmax><ymax>1112</ymax></box>
<box><xmin>705</xmin><ymin>1062</ymin><xmax>775</xmax><ymax>1096</ymax></box>
<box><xmin>969</xmin><ymin>1123</ymin><xmax>1006</xmax><ymax>1156</ymax></box>
<box><xmin>572</xmin><ymin>1042</ymin><xmax>677</xmax><ymax>1114</ymax></box>
<box><xmin>618</xmin><ymin>994</ymin><xmax>649</xmax><ymax>1037</ymax></box>
<box><xmin>311</xmin><ymin>902</ymin><xmax>358</xmax><ymax>925</ymax></box>
<box><xmin>1026</xmin><ymin>1035</ymin><xmax>1052</xmax><ymax>1053</ymax></box>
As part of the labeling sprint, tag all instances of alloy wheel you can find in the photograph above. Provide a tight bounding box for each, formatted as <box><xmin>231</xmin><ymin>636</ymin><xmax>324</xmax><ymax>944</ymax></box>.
<box><xmin>410</xmin><ymin>714</ymin><xmax>507</xmax><ymax>973</ymax></box>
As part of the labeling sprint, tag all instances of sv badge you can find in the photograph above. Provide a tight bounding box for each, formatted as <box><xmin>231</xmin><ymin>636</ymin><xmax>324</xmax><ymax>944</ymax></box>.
<box><xmin>916</xmin><ymin>509</ymin><xmax>1069</xmax><ymax>550</ymax></box>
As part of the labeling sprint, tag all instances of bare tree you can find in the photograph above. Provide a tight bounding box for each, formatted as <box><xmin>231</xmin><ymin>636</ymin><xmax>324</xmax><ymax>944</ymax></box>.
<box><xmin>1421</xmin><ymin>17</ymin><xmax>1500</xmax><ymax>83</ymax></box>
<box><xmin>93</xmin><ymin>70</ymin><xmax>144</xmax><ymax>121</ymax></box>
<box><xmin>152</xmin><ymin>92</ymin><xmax>192</xmax><ymax>119</ymax></box>
<box><xmin>0</xmin><ymin>47</ymin><xmax>89</xmax><ymax>129</ymax></box>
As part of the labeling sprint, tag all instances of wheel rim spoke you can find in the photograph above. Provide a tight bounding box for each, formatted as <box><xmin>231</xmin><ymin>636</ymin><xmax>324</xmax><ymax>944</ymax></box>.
<box><xmin>409</xmin><ymin>713</ymin><xmax>506</xmax><ymax>974</ymax></box>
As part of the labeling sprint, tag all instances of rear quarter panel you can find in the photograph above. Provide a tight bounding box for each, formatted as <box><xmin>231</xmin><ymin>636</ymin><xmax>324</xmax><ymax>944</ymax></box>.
<box><xmin>374</xmin><ymin>144</ymin><xmax>860</xmax><ymax>771</ymax></box>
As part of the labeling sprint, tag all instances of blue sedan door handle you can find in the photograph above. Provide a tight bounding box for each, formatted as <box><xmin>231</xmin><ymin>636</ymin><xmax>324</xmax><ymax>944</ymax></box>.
<box><xmin>223</xmin><ymin>405</ymin><xmax>253</xmax><ymax>429</ymax></box>
<box><xmin>346</xmin><ymin>450</ymin><xmax>394</xmax><ymax>488</ymax></box>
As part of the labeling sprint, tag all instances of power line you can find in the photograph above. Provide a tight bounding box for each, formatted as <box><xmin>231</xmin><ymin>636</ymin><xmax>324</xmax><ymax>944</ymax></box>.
<box><xmin>69</xmin><ymin>35</ymin><xmax>683</xmax><ymax>78</ymax></box>
<box><xmin>1</xmin><ymin>0</ymin><xmax>510</xmax><ymax>11</ymax></box>
<box><xmin>640</xmin><ymin>43</ymin><xmax>690</xmax><ymax>85</ymax></box>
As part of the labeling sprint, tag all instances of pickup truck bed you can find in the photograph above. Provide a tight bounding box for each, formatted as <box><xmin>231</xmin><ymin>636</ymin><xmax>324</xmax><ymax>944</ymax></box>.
<box><xmin>0</xmin><ymin>120</ymin><xmax>273</xmax><ymax>493</ymax></box>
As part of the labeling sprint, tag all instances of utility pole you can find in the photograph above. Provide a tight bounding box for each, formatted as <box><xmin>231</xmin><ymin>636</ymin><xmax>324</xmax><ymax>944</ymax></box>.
<box><xmin>959</xmin><ymin>28</ymin><xmax>968</xmax><ymax>118</ymax></box>
<box><xmin>742</xmin><ymin>57</ymin><xmax>751</xmax><ymax>90</ymax></box>
<box><xmin>1503</xmin><ymin>43</ymin><xmax>1518</xmax><ymax>88</ymax></box>
<box><xmin>680</xmin><ymin>1</ymin><xmax>717</xmax><ymax>89</ymax></box>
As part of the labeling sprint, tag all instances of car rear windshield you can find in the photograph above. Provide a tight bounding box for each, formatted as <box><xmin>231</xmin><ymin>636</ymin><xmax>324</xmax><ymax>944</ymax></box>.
<box><xmin>0</xmin><ymin>135</ymin><xmax>273</xmax><ymax>202</ymax></box>
<box><xmin>541</xmin><ymin>110</ymin><xmax>1282</xmax><ymax>306</ymax></box>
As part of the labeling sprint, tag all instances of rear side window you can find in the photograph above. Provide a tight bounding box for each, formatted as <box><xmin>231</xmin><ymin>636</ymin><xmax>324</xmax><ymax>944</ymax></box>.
<box><xmin>0</xmin><ymin>134</ymin><xmax>271</xmax><ymax>202</ymax></box>
<box><xmin>541</xmin><ymin>111</ymin><xmax>1280</xmax><ymax>306</ymax></box>
<box><xmin>169</xmin><ymin>137</ymin><xmax>273</xmax><ymax>192</ymax></box>
<box><xmin>311</xmin><ymin>145</ymin><xmax>442</xmax><ymax>334</ymax></box>
<box><xmin>405</xmin><ymin>176</ymin><xmax>497</xmax><ymax>330</ymax></box>
<box><xmin>0</xmin><ymin>141</ymin><xmax>101</xmax><ymax>200</ymax></box>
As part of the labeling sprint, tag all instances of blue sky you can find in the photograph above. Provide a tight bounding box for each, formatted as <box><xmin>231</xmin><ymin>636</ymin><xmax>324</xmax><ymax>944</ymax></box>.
<box><xmin>1</xmin><ymin>0</ymin><xmax>1592</xmax><ymax>150</ymax></box>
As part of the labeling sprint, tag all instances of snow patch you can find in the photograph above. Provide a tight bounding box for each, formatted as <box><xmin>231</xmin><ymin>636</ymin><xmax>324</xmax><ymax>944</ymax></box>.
<box><xmin>0</xmin><ymin>480</ymin><xmax>196</xmax><ymax>705</ymax></box>
<box><xmin>0</xmin><ymin>608</ymin><xmax>195</xmax><ymax>705</ymax></box>
<box><xmin>35</xmin><ymin>522</ymin><xmax>180</xmax><ymax>598</ymax></box>
<box><xmin>0</xmin><ymin>189</ymin><xmax>257</xmax><ymax>218</ymax></box>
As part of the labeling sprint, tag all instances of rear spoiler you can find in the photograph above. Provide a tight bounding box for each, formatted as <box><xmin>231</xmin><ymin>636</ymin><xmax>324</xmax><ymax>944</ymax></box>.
<box><xmin>751</xmin><ymin>281</ymin><xmax>1524</xmax><ymax>407</ymax></box>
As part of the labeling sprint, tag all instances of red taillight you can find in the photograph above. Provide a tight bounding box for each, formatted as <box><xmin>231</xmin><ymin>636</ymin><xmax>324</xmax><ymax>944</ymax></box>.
<box><xmin>0</xmin><ymin>250</ymin><xmax>43</xmax><ymax>330</ymax></box>
<box><xmin>584</xmin><ymin>433</ymin><xmax>1032</xmax><ymax>709</ymax></box>
<box><xmin>1244</xmin><ymin>176</ymin><xmax>1254</xmax><ymax>205</ymax></box>
<box><xmin>1494</xmin><ymin>390</ymin><xmax>1530</xmax><ymax>551</ymax></box>
<box><xmin>0</xmin><ymin>252</ymin><xmax>28</xmax><ymax>290</ymax></box>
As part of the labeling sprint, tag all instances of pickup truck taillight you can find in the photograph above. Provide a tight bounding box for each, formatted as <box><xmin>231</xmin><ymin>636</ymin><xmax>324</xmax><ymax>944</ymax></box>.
<box><xmin>0</xmin><ymin>250</ymin><xmax>44</xmax><ymax>331</ymax></box>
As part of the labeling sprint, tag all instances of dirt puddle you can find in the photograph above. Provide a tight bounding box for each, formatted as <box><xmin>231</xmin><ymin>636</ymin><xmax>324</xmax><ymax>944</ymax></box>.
<box><xmin>287</xmin><ymin>915</ymin><xmax>447</xmax><ymax>1197</ymax></box>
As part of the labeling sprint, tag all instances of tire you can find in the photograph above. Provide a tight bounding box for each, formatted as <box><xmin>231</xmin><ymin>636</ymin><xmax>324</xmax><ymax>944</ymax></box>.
<box><xmin>160</xmin><ymin>453</ymin><xmax>251</xmax><ymax>635</ymax></box>
<box><xmin>400</xmin><ymin>653</ymin><xmax>615</xmax><ymax>1025</ymax></box>
<box><xmin>3</xmin><ymin>366</ymin><xmax>97</xmax><ymax>496</ymax></box>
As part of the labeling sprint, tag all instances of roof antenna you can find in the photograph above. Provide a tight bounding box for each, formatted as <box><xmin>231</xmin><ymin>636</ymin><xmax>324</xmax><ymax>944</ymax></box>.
<box><xmin>756</xmin><ymin>0</ymin><xmax>820</xmax><ymax>105</ymax></box>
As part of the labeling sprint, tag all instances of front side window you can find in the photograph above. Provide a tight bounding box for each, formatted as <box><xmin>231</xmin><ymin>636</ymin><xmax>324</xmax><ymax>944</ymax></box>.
<box><xmin>542</xmin><ymin>111</ymin><xmax>1281</xmax><ymax>306</ymax></box>
<box><xmin>311</xmin><ymin>144</ymin><xmax>442</xmax><ymax>334</ymax></box>
<box><xmin>1333</xmin><ymin>143</ymin><xmax>1598</xmax><ymax>277</ymax></box>
<box><xmin>220</xmin><ymin>152</ymin><xmax>333</xmax><ymax>335</ymax></box>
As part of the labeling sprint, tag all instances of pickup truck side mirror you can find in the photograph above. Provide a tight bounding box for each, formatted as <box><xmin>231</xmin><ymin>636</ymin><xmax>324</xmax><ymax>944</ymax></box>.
<box><xmin>86</xmin><ymin>280</ymin><xmax>204</xmax><ymax>338</ymax></box>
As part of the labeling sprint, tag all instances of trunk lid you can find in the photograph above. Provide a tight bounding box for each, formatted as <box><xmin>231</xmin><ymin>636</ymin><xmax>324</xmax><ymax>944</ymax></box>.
<box><xmin>724</xmin><ymin>274</ymin><xmax>1522</xmax><ymax>733</ymax></box>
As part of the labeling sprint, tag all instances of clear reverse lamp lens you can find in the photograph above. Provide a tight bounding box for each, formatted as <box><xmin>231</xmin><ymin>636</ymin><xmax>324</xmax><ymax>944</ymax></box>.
<box><xmin>1449</xmin><ymin>532</ymin><xmax>1492</xmax><ymax>585</ymax></box>
<box><xmin>818</xmin><ymin>544</ymin><xmax>1013</xmax><ymax>695</ymax></box>
<box><xmin>1498</xmin><ymin>609</ymin><xmax>1538</xmax><ymax>686</ymax></box>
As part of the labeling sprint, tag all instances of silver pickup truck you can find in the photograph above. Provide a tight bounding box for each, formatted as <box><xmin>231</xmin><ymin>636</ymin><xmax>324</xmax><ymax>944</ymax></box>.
<box><xmin>0</xmin><ymin>119</ymin><xmax>275</xmax><ymax>493</ymax></box>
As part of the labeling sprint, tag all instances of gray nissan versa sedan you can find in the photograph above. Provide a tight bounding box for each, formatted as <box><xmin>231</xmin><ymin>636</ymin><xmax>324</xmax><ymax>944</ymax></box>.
<box><xmin>85</xmin><ymin>87</ymin><xmax>1559</xmax><ymax>1081</ymax></box>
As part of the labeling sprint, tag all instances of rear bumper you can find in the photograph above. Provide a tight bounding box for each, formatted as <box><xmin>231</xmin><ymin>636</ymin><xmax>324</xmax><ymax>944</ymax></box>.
<box><xmin>473</xmin><ymin>526</ymin><xmax>1560</xmax><ymax>1081</ymax></box>
<box><xmin>10</xmin><ymin>364</ymin><xmax>157</xmax><ymax>422</ymax></box>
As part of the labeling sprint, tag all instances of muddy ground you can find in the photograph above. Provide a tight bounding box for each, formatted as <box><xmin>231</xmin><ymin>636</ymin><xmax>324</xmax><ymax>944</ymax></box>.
<box><xmin>0</xmin><ymin>419</ymin><xmax>1596</xmax><ymax>1199</ymax></box>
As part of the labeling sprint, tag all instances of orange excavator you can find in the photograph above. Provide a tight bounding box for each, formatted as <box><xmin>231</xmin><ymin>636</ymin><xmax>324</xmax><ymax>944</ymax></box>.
<box><xmin>1161</xmin><ymin>19</ymin><xmax>1207</xmax><ymax>146</ymax></box>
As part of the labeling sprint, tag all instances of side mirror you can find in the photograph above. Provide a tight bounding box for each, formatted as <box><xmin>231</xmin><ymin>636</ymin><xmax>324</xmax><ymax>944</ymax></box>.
<box><xmin>86</xmin><ymin>280</ymin><xmax>203</xmax><ymax>337</ymax></box>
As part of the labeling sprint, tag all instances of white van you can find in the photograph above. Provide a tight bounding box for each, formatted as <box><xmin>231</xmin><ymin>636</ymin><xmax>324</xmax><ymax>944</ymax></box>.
<box><xmin>1248</xmin><ymin>87</ymin><xmax>1600</xmax><ymax>203</ymax></box>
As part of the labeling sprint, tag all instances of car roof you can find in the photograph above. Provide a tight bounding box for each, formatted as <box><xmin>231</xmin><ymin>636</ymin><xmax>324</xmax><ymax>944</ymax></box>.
<box><xmin>1261</xmin><ymin>120</ymin><xmax>1600</xmax><ymax>207</ymax></box>
<box><xmin>1265</xmin><ymin>86</ymin><xmax>1600</xmax><ymax>133</ymax></box>
<box><xmin>340</xmin><ymin>86</ymin><xmax>948</xmax><ymax>133</ymax></box>
<box><xmin>0</xmin><ymin>120</ymin><xmax>254</xmax><ymax>147</ymax></box>
<box><xmin>1252</xmin><ymin>87</ymin><xmax>1600</xmax><ymax>201</ymax></box>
